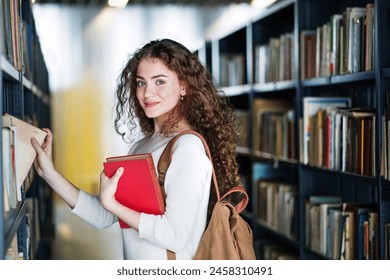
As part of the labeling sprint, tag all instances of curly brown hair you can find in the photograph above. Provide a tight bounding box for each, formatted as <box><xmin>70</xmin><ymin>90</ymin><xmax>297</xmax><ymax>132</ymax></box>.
<box><xmin>114</xmin><ymin>38</ymin><xmax>242</xmax><ymax>215</ymax></box>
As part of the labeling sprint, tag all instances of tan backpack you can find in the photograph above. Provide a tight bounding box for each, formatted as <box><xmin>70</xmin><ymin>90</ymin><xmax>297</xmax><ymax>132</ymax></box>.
<box><xmin>157</xmin><ymin>130</ymin><xmax>256</xmax><ymax>260</ymax></box>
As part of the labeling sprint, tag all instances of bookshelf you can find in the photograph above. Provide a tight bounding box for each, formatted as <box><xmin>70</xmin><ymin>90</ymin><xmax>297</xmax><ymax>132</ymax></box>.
<box><xmin>0</xmin><ymin>0</ymin><xmax>53</xmax><ymax>259</ymax></box>
<box><xmin>202</xmin><ymin>0</ymin><xmax>390</xmax><ymax>259</ymax></box>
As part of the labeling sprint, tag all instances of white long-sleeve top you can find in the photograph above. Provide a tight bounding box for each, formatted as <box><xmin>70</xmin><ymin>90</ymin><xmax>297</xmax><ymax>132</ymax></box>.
<box><xmin>71</xmin><ymin>133</ymin><xmax>212</xmax><ymax>260</ymax></box>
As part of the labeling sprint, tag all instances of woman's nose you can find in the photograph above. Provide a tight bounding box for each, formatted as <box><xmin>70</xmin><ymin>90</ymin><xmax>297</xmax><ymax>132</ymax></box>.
<box><xmin>144</xmin><ymin>85</ymin><xmax>155</xmax><ymax>98</ymax></box>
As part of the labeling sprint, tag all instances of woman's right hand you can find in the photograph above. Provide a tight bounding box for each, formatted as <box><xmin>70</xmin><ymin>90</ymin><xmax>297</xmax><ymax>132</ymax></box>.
<box><xmin>31</xmin><ymin>128</ymin><xmax>56</xmax><ymax>180</ymax></box>
<box><xmin>31</xmin><ymin>128</ymin><xmax>80</xmax><ymax>208</ymax></box>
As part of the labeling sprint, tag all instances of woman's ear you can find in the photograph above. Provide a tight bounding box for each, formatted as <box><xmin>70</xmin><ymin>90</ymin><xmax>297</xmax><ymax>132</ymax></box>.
<box><xmin>180</xmin><ymin>84</ymin><xmax>186</xmax><ymax>98</ymax></box>
<box><xmin>180</xmin><ymin>81</ymin><xmax>186</xmax><ymax>91</ymax></box>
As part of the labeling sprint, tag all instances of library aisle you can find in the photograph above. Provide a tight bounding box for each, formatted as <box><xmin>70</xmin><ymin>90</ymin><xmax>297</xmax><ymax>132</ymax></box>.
<box><xmin>50</xmin><ymin>194</ymin><xmax>123</xmax><ymax>260</ymax></box>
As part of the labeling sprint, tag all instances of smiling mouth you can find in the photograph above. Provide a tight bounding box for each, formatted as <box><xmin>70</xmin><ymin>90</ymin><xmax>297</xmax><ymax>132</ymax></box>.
<box><xmin>145</xmin><ymin>102</ymin><xmax>159</xmax><ymax>108</ymax></box>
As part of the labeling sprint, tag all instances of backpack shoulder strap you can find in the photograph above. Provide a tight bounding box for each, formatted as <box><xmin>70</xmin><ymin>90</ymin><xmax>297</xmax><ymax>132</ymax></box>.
<box><xmin>157</xmin><ymin>130</ymin><xmax>220</xmax><ymax>201</ymax></box>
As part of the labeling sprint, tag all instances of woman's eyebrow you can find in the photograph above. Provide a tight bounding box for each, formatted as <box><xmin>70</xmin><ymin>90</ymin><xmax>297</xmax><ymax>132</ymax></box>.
<box><xmin>152</xmin><ymin>74</ymin><xmax>168</xmax><ymax>79</ymax></box>
<box><xmin>136</xmin><ymin>74</ymin><xmax>169</xmax><ymax>79</ymax></box>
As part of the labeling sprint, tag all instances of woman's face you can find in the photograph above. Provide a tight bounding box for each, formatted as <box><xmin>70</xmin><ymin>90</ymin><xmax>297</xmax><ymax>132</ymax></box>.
<box><xmin>136</xmin><ymin>58</ymin><xmax>183</xmax><ymax>128</ymax></box>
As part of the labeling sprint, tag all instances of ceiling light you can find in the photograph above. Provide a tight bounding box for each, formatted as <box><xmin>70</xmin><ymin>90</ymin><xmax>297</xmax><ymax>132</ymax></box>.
<box><xmin>108</xmin><ymin>0</ymin><xmax>129</xmax><ymax>8</ymax></box>
<box><xmin>251</xmin><ymin>0</ymin><xmax>277</xmax><ymax>9</ymax></box>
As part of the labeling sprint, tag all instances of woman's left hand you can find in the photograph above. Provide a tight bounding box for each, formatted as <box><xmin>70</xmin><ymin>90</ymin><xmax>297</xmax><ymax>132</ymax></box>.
<box><xmin>99</xmin><ymin>167</ymin><xmax>140</xmax><ymax>230</ymax></box>
<box><xmin>99</xmin><ymin>167</ymin><xmax>124</xmax><ymax>211</ymax></box>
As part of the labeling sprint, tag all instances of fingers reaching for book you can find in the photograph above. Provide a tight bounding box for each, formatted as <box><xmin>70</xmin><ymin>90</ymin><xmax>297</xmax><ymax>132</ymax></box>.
<box><xmin>40</xmin><ymin>128</ymin><xmax>53</xmax><ymax>159</ymax></box>
<box><xmin>31</xmin><ymin>136</ymin><xmax>55</xmax><ymax>179</ymax></box>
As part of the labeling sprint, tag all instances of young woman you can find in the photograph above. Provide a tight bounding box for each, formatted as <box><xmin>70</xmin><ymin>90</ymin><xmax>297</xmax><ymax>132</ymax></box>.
<box><xmin>31</xmin><ymin>38</ymin><xmax>242</xmax><ymax>260</ymax></box>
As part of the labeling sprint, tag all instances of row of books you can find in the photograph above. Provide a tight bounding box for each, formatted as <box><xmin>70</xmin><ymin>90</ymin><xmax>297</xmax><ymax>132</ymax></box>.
<box><xmin>1</xmin><ymin>0</ymin><xmax>22</xmax><ymax>71</ymax></box>
<box><xmin>300</xmin><ymin>4</ymin><xmax>375</xmax><ymax>79</ymax></box>
<box><xmin>256</xmin><ymin>185</ymin><xmax>381</xmax><ymax>259</ymax></box>
<box><xmin>4</xmin><ymin>198</ymin><xmax>40</xmax><ymax>260</ymax></box>
<box><xmin>302</xmin><ymin>96</ymin><xmax>376</xmax><ymax>176</ymax></box>
<box><xmin>256</xmin><ymin>180</ymin><xmax>297</xmax><ymax>239</ymax></box>
<box><xmin>221</xmin><ymin>4</ymin><xmax>375</xmax><ymax>86</ymax></box>
<box><xmin>305</xmin><ymin>196</ymin><xmax>378</xmax><ymax>260</ymax></box>
<box><xmin>258</xmin><ymin>108</ymin><xmax>295</xmax><ymax>159</ymax></box>
<box><xmin>2</xmin><ymin>114</ymin><xmax>47</xmax><ymax>213</ymax></box>
<box><xmin>254</xmin><ymin>32</ymin><xmax>296</xmax><ymax>84</ymax></box>
<box><xmin>219</xmin><ymin>53</ymin><xmax>245</xmax><ymax>87</ymax></box>
<box><xmin>1</xmin><ymin>0</ymin><xmax>34</xmax><ymax>79</ymax></box>
<box><xmin>236</xmin><ymin>96</ymin><xmax>377</xmax><ymax>177</ymax></box>
<box><xmin>252</xmin><ymin>98</ymin><xmax>295</xmax><ymax>159</ymax></box>
<box><xmin>303</xmin><ymin>97</ymin><xmax>376</xmax><ymax>176</ymax></box>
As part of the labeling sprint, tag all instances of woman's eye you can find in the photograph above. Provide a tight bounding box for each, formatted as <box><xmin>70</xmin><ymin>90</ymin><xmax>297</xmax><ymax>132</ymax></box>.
<box><xmin>136</xmin><ymin>80</ymin><xmax>145</xmax><ymax>87</ymax></box>
<box><xmin>156</xmin><ymin>80</ymin><xmax>165</xmax><ymax>85</ymax></box>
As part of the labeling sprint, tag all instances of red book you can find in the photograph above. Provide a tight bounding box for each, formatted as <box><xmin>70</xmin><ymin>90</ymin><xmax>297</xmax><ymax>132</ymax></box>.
<box><xmin>103</xmin><ymin>153</ymin><xmax>165</xmax><ymax>228</ymax></box>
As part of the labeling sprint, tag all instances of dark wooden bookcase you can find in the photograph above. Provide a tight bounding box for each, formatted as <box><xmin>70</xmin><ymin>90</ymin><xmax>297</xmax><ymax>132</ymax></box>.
<box><xmin>0</xmin><ymin>0</ymin><xmax>53</xmax><ymax>260</ymax></box>
<box><xmin>201</xmin><ymin>0</ymin><xmax>390</xmax><ymax>259</ymax></box>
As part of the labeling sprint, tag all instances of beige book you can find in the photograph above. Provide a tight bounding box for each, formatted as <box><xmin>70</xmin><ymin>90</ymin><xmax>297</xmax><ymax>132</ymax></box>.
<box><xmin>2</xmin><ymin>114</ymin><xmax>47</xmax><ymax>199</ymax></box>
